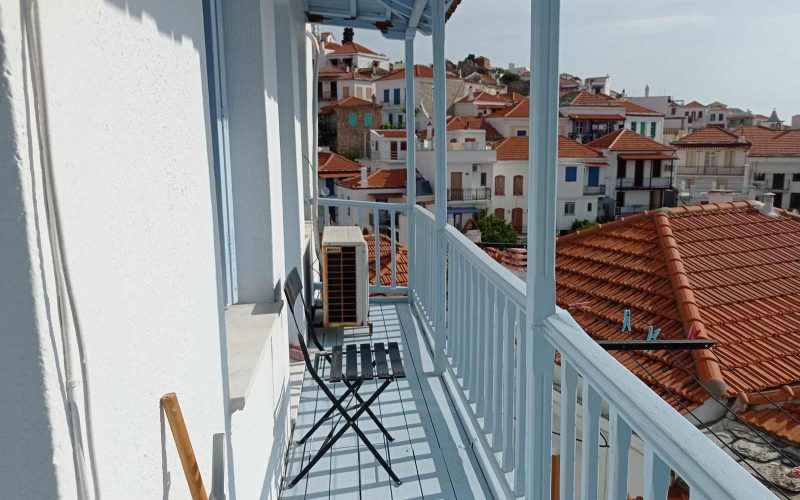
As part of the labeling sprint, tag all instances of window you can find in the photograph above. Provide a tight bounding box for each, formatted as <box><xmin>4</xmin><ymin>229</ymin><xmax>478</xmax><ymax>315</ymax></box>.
<box><xmin>494</xmin><ymin>208</ymin><xmax>505</xmax><ymax>220</ymax></box>
<box><xmin>383</xmin><ymin>89</ymin><xmax>389</xmax><ymax>103</ymax></box>
<box><xmin>650</xmin><ymin>122</ymin><xmax>657</xmax><ymax>138</ymax></box>
<box><xmin>388</xmin><ymin>113</ymin><xmax>393</xmax><ymax>125</ymax></box>
<box><xmin>630</xmin><ymin>121</ymin><xmax>636</xmax><ymax>131</ymax></box>
<box><xmin>652</xmin><ymin>160</ymin><xmax>662</xmax><ymax>178</ymax></box>
<box><xmin>513</xmin><ymin>175</ymin><xmax>524</xmax><ymax>195</ymax></box>
<box><xmin>495</xmin><ymin>175</ymin><xmax>505</xmax><ymax>195</ymax></box>
<box><xmin>565</xmin><ymin>166</ymin><xmax>577</xmax><ymax>182</ymax></box>
<box><xmin>356</xmin><ymin>87</ymin><xmax>363</xmax><ymax>98</ymax></box>
<box><xmin>511</xmin><ymin>208</ymin><xmax>523</xmax><ymax>232</ymax></box>
<box><xmin>516</xmin><ymin>129</ymin><xmax>527</xmax><ymax>136</ymax></box>
<box><xmin>671</xmin><ymin>107</ymin><xmax>676</xmax><ymax>115</ymax></box>
<box><xmin>773</xmin><ymin>173</ymin><xmax>786</xmax><ymax>190</ymax></box>
<box><xmin>639</xmin><ymin>122</ymin><xmax>646</xmax><ymax>135</ymax></box>
<box><xmin>400</xmin><ymin>141</ymin><xmax>407</xmax><ymax>151</ymax></box>
<box><xmin>587</xmin><ymin>202</ymin><xmax>593</xmax><ymax>212</ymax></box>
<box><xmin>698</xmin><ymin>111</ymin><xmax>703</xmax><ymax>118</ymax></box>
<box><xmin>793</xmin><ymin>173</ymin><xmax>800</xmax><ymax>182</ymax></box>
<box><xmin>704</xmin><ymin>151</ymin><xmax>717</xmax><ymax>166</ymax></box>
<box><xmin>754</xmin><ymin>172</ymin><xmax>766</xmax><ymax>181</ymax></box>
<box><xmin>480</xmin><ymin>172</ymin><xmax>487</xmax><ymax>186</ymax></box>
<box><xmin>342</xmin><ymin>87</ymin><xmax>350</xmax><ymax>97</ymax></box>
<box><xmin>617</xmin><ymin>159</ymin><xmax>626</xmax><ymax>178</ymax></box>
<box><xmin>393</xmin><ymin>88</ymin><xmax>401</xmax><ymax>105</ymax></box>
<box><xmin>348</xmin><ymin>112</ymin><xmax>357</xmax><ymax>127</ymax></box>
<box><xmin>564</xmin><ymin>202</ymin><xmax>575</xmax><ymax>215</ymax></box>
<box><xmin>710</xmin><ymin>113</ymin><xmax>715</xmax><ymax>121</ymax></box>
<box><xmin>791</xmin><ymin>193</ymin><xmax>800</xmax><ymax>210</ymax></box>
<box><xmin>616</xmin><ymin>191</ymin><xmax>625</xmax><ymax>207</ymax></box>
<box><xmin>398</xmin><ymin>114</ymin><xmax>404</xmax><ymax>125</ymax></box>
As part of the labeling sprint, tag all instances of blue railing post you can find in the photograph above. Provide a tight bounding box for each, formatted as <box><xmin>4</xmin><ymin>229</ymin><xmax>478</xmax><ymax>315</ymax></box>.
<box><xmin>525</xmin><ymin>0</ymin><xmax>561</xmax><ymax>497</ymax></box>
<box><xmin>432</xmin><ymin>0</ymin><xmax>447</xmax><ymax>375</ymax></box>
<box><xmin>405</xmin><ymin>32</ymin><xmax>416</xmax><ymax>300</ymax></box>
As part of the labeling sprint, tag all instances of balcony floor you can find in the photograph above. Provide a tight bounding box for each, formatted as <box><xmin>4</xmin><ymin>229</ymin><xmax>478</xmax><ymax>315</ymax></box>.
<box><xmin>282</xmin><ymin>303</ymin><xmax>491</xmax><ymax>499</ymax></box>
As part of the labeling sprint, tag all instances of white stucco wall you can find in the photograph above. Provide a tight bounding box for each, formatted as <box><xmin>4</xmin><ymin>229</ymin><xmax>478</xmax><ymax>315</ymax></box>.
<box><xmin>1</xmin><ymin>2</ymin><xmax>227</xmax><ymax>498</ymax></box>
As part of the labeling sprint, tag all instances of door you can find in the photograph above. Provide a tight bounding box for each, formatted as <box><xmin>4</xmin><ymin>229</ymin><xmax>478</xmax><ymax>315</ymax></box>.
<box><xmin>450</xmin><ymin>172</ymin><xmax>463</xmax><ymax>200</ymax></box>
<box><xmin>390</xmin><ymin>141</ymin><xmax>398</xmax><ymax>160</ymax></box>
<box><xmin>652</xmin><ymin>160</ymin><xmax>662</xmax><ymax>178</ymax></box>
<box><xmin>773</xmin><ymin>192</ymin><xmax>783</xmax><ymax>208</ymax></box>
<box><xmin>773</xmin><ymin>173</ymin><xmax>786</xmax><ymax>190</ymax></box>
<box><xmin>649</xmin><ymin>190</ymin><xmax>662</xmax><ymax>210</ymax></box>
<box><xmin>511</xmin><ymin>208</ymin><xmax>523</xmax><ymax>232</ymax></box>
<box><xmin>494</xmin><ymin>208</ymin><xmax>505</xmax><ymax>220</ymax></box>
<box><xmin>634</xmin><ymin>160</ymin><xmax>644</xmax><ymax>187</ymax></box>
<box><xmin>587</xmin><ymin>167</ymin><xmax>599</xmax><ymax>187</ymax></box>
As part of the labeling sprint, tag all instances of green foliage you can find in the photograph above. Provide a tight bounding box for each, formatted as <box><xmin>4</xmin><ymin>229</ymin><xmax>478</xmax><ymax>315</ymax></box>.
<box><xmin>570</xmin><ymin>219</ymin><xmax>598</xmax><ymax>232</ymax></box>
<box><xmin>379</xmin><ymin>123</ymin><xmax>403</xmax><ymax>129</ymax></box>
<box><xmin>473</xmin><ymin>210</ymin><xmax>519</xmax><ymax>244</ymax></box>
<box><xmin>342</xmin><ymin>27</ymin><xmax>354</xmax><ymax>44</ymax></box>
<box><xmin>500</xmin><ymin>71</ymin><xmax>521</xmax><ymax>85</ymax></box>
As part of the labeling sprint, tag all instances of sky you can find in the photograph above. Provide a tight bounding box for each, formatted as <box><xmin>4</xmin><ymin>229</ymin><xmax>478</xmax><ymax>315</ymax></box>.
<box><xmin>323</xmin><ymin>0</ymin><xmax>800</xmax><ymax>120</ymax></box>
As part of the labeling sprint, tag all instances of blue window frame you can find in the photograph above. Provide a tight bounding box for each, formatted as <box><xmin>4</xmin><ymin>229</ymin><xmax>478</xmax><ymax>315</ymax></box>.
<box><xmin>203</xmin><ymin>0</ymin><xmax>237</xmax><ymax>306</ymax></box>
<box><xmin>383</xmin><ymin>89</ymin><xmax>389</xmax><ymax>103</ymax></box>
<box><xmin>393</xmin><ymin>88</ymin><xmax>401</xmax><ymax>105</ymax></box>
<box><xmin>364</xmin><ymin>112</ymin><xmax>372</xmax><ymax>127</ymax></box>
<box><xmin>565</xmin><ymin>165</ymin><xmax>577</xmax><ymax>182</ymax></box>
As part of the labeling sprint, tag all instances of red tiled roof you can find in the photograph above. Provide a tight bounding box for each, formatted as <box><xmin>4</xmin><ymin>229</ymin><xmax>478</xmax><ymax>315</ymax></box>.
<box><xmin>739</xmin><ymin>404</ymin><xmax>800</xmax><ymax>446</ymax></box>
<box><xmin>486</xmin><ymin>99</ymin><xmax>530</xmax><ymax>118</ymax></box>
<box><xmin>684</xmin><ymin>100</ymin><xmax>705</xmax><ymax>108</ymax></box>
<box><xmin>318</xmin><ymin>152</ymin><xmax>361</xmax><ymax>177</ymax></box>
<box><xmin>319</xmin><ymin>65</ymin><xmax>345</xmax><ymax>74</ymax></box>
<box><xmin>365</xmin><ymin>234</ymin><xmax>408</xmax><ymax>288</ymax></box>
<box><xmin>337</xmin><ymin>168</ymin><xmax>407</xmax><ymax>189</ymax></box>
<box><xmin>493</xmin><ymin>135</ymin><xmax>603</xmax><ymax>161</ymax></box>
<box><xmin>336</xmin><ymin>71</ymin><xmax>375</xmax><ymax>81</ymax></box>
<box><xmin>329</xmin><ymin>42</ymin><xmax>381</xmax><ymax>56</ymax></box>
<box><xmin>377</xmin><ymin>64</ymin><xmax>458</xmax><ymax>81</ymax></box>
<box><xmin>319</xmin><ymin>96</ymin><xmax>374</xmax><ymax>114</ymax></box>
<box><xmin>324</xmin><ymin>42</ymin><xmax>343</xmax><ymax>51</ymax></box>
<box><xmin>587</xmin><ymin>129</ymin><xmax>675</xmax><ymax>152</ymax></box>
<box><xmin>617</xmin><ymin>100</ymin><xmax>663</xmax><ymax>116</ymax></box>
<box><xmin>565</xmin><ymin>90</ymin><xmax>618</xmax><ymax>106</ymax></box>
<box><xmin>496</xmin><ymin>92</ymin><xmax>528</xmax><ymax>103</ymax></box>
<box><xmin>617</xmin><ymin>153</ymin><xmax>676</xmax><ymax>160</ymax></box>
<box><xmin>569</xmin><ymin>113</ymin><xmax>625</xmax><ymax>121</ymax></box>
<box><xmin>373</xmin><ymin>129</ymin><xmax>407</xmax><ymax>138</ymax></box>
<box><xmin>455</xmin><ymin>91</ymin><xmax>506</xmax><ymax>104</ymax></box>
<box><xmin>733</xmin><ymin>126</ymin><xmax>800</xmax><ymax>157</ymax></box>
<box><xmin>672</xmin><ymin>126</ymin><xmax>750</xmax><ymax>150</ymax></box>
<box><xmin>554</xmin><ymin>201</ymin><xmax>800</xmax><ymax>411</ymax></box>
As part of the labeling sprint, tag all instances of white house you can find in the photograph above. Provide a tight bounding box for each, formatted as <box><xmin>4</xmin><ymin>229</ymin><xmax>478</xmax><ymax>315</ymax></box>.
<box><xmin>324</xmin><ymin>41</ymin><xmax>391</xmax><ymax>71</ymax></box>
<box><xmin>559</xmin><ymin>91</ymin><xmax>626</xmax><ymax>143</ymax></box>
<box><xmin>587</xmin><ymin>129</ymin><xmax>677</xmax><ymax>216</ymax></box>
<box><xmin>491</xmin><ymin>136</ymin><xmax>610</xmax><ymax>233</ymax></box>
<box><xmin>671</xmin><ymin>126</ymin><xmax>752</xmax><ymax>205</ymax></box>
<box><xmin>734</xmin><ymin>125</ymin><xmax>800</xmax><ymax>209</ymax></box>
<box><xmin>619</xmin><ymin>100</ymin><xmax>665</xmax><ymax>143</ymax></box>
<box><xmin>485</xmin><ymin>98</ymin><xmax>531</xmax><ymax>137</ymax></box>
<box><xmin>374</xmin><ymin>64</ymin><xmax>463</xmax><ymax>128</ymax></box>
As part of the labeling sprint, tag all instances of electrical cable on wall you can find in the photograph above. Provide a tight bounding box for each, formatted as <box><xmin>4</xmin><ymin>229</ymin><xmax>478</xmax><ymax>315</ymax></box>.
<box><xmin>23</xmin><ymin>1</ymin><xmax>101</xmax><ymax>498</ymax></box>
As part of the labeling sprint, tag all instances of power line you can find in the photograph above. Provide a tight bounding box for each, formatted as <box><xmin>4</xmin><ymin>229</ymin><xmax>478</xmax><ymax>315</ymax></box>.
<box><xmin>625</xmin><ymin>352</ymin><xmax>790</xmax><ymax>499</ymax></box>
<box><xmin>666</xmin><ymin>350</ymin><xmax>798</xmax><ymax>469</ymax></box>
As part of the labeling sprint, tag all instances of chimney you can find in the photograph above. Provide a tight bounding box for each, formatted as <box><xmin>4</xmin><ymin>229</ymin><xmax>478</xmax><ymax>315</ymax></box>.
<box><xmin>645</xmin><ymin>84</ymin><xmax>650</xmax><ymax>97</ymax></box>
<box><xmin>346</xmin><ymin>65</ymin><xmax>351</xmax><ymax>73</ymax></box>
<box><xmin>468</xmin><ymin>87</ymin><xmax>475</xmax><ymax>101</ymax></box>
<box><xmin>426</xmin><ymin>122</ymin><xmax>433</xmax><ymax>142</ymax></box>
<box><xmin>760</xmin><ymin>192</ymin><xmax>777</xmax><ymax>216</ymax></box>
<box><xmin>371</xmin><ymin>94</ymin><xmax>376</xmax><ymax>105</ymax></box>
<box><xmin>360</xmin><ymin>166</ymin><xmax>369</xmax><ymax>187</ymax></box>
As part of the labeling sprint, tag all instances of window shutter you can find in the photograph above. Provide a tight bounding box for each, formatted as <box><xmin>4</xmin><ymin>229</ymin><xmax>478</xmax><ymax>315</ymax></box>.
<box><xmin>364</xmin><ymin>112</ymin><xmax>372</xmax><ymax>127</ymax></box>
<box><xmin>495</xmin><ymin>175</ymin><xmax>505</xmax><ymax>196</ymax></box>
<box><xmin>349</xmin><ymin>112</ymin><xmax>357</xmax><ymax>127</ymax></box>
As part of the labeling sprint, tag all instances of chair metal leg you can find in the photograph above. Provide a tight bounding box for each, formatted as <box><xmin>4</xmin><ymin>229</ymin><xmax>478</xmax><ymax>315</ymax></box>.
<box><xmin>296</xmin><ymin>380</ymin><xmax>361</xmax><ymax>445</ymax></box>
<box><xmin>343</xmin><ymin>379</ymin><xmax>394</xmax><ymax>441</ymax></box>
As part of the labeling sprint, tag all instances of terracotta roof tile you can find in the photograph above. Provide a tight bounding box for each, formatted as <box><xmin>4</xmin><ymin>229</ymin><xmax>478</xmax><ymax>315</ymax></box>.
<box><xmin>487</xmin><ymin>202</ymin><xmax>800</xmax><ymax>412</ymax></box>
<box><xmin>337</xmin><ymin>168</ymin><xmax>407</xmax><ymax>189</ymax></box>
<box><xmin>373</xmin><ymin>129</ymin><xmax>407</xmax><ymax>138</ymax></box>
<box><xmin>734</xmin><ymin>126</ymin><xmax>800</xmax><ymax>157</ymax></box>
<box><xmin>318</xmin><ymin>151</ymin><xmax>360</xmax><ymax>173</ymax></box>
<box><xmin>493</xmin><ymin>135</ymin><xmax>603</xmax><ymax>161</ymax></box>
<box><xmin>684</xmin><ymin>100</ymin><xmax>705</xmax><ymax>108</ymax></box>
<box><xmin>587</xmin><ymin>129</ymin><xmax>675</xmax><ymax>152</ymax></box>
<box><xmin>329</xmin><ymin>42</ymin><xmax>380</xmax><ymax>56</ymax></box>
<box><xmin>617</xmin><ymin>100</ymin><xmax>663</xmax><ymax>116</ymax></box>
<box><xmin>486</xmin><ymin>98</ymin><xmax>530</xmax><ymax>118</ymax></box>
<box><xmin>377</xmin><ymin>64</ymin><xmax>458</xmax><ymax>81</ymax></box>
<box><xmin>455</xmin><ymin>91</ymin><xmax>506</xmax><ymax>104</ymax></box>
<box><xmin>672</xmin><ymin>126</ymin><xmax>750</xmax><ymax>149</ymax></box>
<box><xmin>739</xmin><ymin>404</ymin><xmax>800</xmax><ymax>446</ymax></box>
<box><xmin>319</xmin><ymin>65</ymin><xmax>345</xmax><ymax>74</ymax></box>
<box><xmin>319</xmin><ymin>96</ymin><xmax>374</xmax><ymax>114</ymax></box>
<box><xmin>561</xmin><ymin>90</ymin><xmax>617</xmax><ymax>106</ymax></box>
<box><xmin>365</xmin><ymin>234</ymin><xmax>408</xmax><ymax>289</ymax></box>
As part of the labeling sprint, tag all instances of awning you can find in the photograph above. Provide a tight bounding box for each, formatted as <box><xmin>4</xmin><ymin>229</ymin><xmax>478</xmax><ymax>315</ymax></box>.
<box><xmin>448</xmin><ymin>206</ymin><xmax>481</xmax><ymax>214</ymax></box>
<box><xmin>618</xmin><ymin>154</ymin><xmax>676</xmax><ymax>160</ymax></box>
<box><xmin>569</xmin><ymin>114</ymin><xmax>625</xmax><ymax>121</ymax></box>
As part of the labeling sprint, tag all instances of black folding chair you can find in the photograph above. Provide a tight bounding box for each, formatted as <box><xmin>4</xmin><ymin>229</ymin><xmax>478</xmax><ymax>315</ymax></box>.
<box><xmin>285</xmin><ymin>268</ymin><xmax>329</xmax><ymax>369</ymax></box>
<box><xmin>287</xmin><ymin>331</ymin><xmax>406</xmax><ymax>488</ymax></box>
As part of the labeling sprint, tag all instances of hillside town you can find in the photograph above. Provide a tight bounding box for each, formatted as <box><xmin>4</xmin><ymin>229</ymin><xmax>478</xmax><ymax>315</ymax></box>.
<box><xmin>316</xmin><ymin>29</ymin><xmax>800</xmax><ymax>238</ymax></box>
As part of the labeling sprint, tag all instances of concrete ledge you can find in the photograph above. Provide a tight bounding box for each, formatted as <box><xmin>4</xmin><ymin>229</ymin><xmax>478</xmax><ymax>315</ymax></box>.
<box><xmin>226</xmin><ymin>301</ymin><xmax>283</xmax><ymax>413</ymax></box>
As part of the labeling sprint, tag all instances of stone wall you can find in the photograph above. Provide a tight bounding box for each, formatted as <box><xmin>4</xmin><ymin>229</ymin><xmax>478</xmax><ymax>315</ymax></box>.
<box><xmin>334</xmin><ymin>104</ymin><xmax>382</xmax><ymax>158</ymax></box>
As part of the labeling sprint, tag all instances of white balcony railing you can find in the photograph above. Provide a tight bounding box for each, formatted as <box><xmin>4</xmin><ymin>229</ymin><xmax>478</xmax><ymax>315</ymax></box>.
<box><xmin>409</xmin><ymin>205</ymin><xmax>771</xmax><ymax>499</ymax></box>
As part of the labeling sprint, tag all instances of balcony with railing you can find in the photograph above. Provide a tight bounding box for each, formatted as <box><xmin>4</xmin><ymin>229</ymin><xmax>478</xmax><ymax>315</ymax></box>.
<box><xmin>616</xmin><ymin>177</ymin><xmax>673</xmax><ymax>189</ymax></box>
<box><xmin>583</xmin><ymin>184</ymin><xmax>606</xmax><ymax>195</ymax></box>
<box><xmin>676</xmin><ymin>165</ymin><xmax>746</xmax><ymax>176</ymax></box>
<box><xmin>616</xmin><ymin>204</ymin><xmax>651</xmax><ymax>216</ymax></box>
<box><xmin>448</xmin><ymin>187</ymin><xmax>491</xmax><ymax>202</ymax></box>
<box><xmin>287</xmin><ymin>196</ymin><xmax>774</xmax><ymax>499</ymax></box>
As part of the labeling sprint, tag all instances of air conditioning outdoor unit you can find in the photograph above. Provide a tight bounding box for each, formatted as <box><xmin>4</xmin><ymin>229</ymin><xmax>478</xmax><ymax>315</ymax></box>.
<box><xmin>321</xmin><ymin>226</ymin><xmax>369</xmax><ymax>329</ymax></box>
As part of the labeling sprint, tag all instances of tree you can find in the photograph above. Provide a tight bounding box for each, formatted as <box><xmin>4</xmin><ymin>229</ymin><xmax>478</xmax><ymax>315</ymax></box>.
<box><xmin>569</xmin><ymin>219</ymin><xmax>598</xmax><ymax>232</ymax></box>
<box><xmin>473</xmin><ymin>210</ymin><xmax>518</xmax><ymax>244</ymax></box>
<box><xmin>342</xmin><ymin>27</ymin><xmax>354</xmax><ymax>44</ymax></box>
<box><xmin>500</xmin><ymin>71</ymin><xmax>521</xmax><ymax>85</ymax></box>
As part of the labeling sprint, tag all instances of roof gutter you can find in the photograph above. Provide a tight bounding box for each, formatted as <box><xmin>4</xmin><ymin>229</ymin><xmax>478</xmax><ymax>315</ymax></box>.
<box><xmin>652</xmin><ymin>212</ymin><xmax>727</xmax><ymax>396</ymax></box>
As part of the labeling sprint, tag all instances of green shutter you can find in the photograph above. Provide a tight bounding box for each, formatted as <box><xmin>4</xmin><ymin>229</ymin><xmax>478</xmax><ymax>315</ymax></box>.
<box><xmin>639</xmin><ymin>122</ymin><xmax>645</xmax><ymax>135</ymax></box>
<box><xmin>364</xmin><ymin>112</ymin><xmax>372</xmax><ymax>127</ymax></box>
<box><xmin>650</xmin><ymin>122</ymin><xmax>656</xmax><ymax>138</ymax></box>
<box><xmin>349</xmin><ymin>112</ymin><xmax>357</xmax><ymax>127</ymax></box>
<box><xmin>630</xmin><ymin>121</ymin><xmax>636</xmax><ymax>131</ymax></box>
